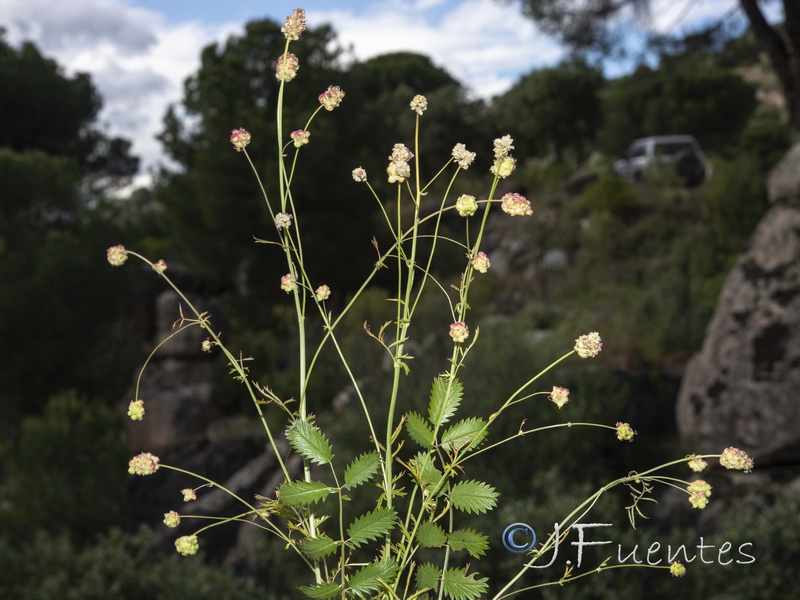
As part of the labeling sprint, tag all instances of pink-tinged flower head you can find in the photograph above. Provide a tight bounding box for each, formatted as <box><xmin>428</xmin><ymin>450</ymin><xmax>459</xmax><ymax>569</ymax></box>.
<box><xmin>491</xmin><ymin>156</ymin><xmax>517</xmax><ymax>178</ymax></box>
<box><xmin>574</xmin><ymin>331</ymin><xmax>602</xmax><ymax>358</ymax></box>
<box><xmin>107</xmin><ymin>245</ymin><xmax>128</xmax><ymax>266</ymax></box>
<box><xmin>280</xmin><ymin>274</ymin><xmax>295</xmax><ymax>294</ymax></box>
<box><xmin>164</xmin><ymin>511</ymin><xmax>181</xmax><ymax>528</ymax></box>
<box><xmin>128</xmin><ymin>399</ymin><xmax>145</xmax><ymax>421</ymax></box>
<box><xmin>471</xmin><ymin>251</ymin><xmax>491</xmax><ymax>273</ymax></box>
<box><xmin>175</xmin><ymin>535</ymin><xmax>199</xmax><ymax>556</ymax></box>
<box><xmin>410</xmin><ymin>94</ymin><xmax>428</xmax><ymax>115</ymax></box>
<box><xmin>500</xmin><ymin>192</ymin><xmax>532</xmax><ymax>216</ymax></box>
<box><xmin>230</xmin><ymin>128</ymin><xmax>251</xmax><ymax>151</ymax></box>
<box><xmin>670</xmin><ymin>562</ymin><xmax>686</xmax><ymax>577</ymax></box>
<box><xmin>352</xmin><ymin>167</ymin><xmax>367</xmax><ymax>182</ymax></box>
<box><xmin>291</xmin><ymin>129</ymin><xmax>310</xmax><ymax>147</ymax></box>
<box><xmin>275</xmin><ymin>212</ymin><xmax>293</xmax><ymax>230</ymax></box>
<box><xmin>276</xmin><ymin>52</ymin><xmax>299</xmax><ymax>82</ymax></box>
<box><xmin>449</xmin><ymin>321</ymin><xmax>469</xmax><ymax>344</ymax></box>
<box><xmin>319</xmin><ymin>85</ymin><xmax>345</xmax><ymax>111</ymax></box>
<box><xmin>687</xmin><ymin>455</ymin><xmax>708</xmax><ymax>472</ymax></box>
<box><xmin>152</xmin><ymin>259</ymin><xmax>167</xmax><ymax>274</ymax></box>
<box><xmin>719</xmin><ymin>447</ymin><xmax>754</xmax><ymax>472</ymax></box>
<box><xmin>315</xmin><ymin>285</ymin><xmax>331</xmax><ymax>302</ymax></box>
<box><xmin>549</xmin><ymin>386</ymin><xmax>570</xmax><ymax>409</ymax></box>
<box><xmin>282</xmin><ymin>8</ymin><xmax>307</xmax><ymax>40</ymax></box>
<box><xmin>687</xmin><ymin>480</ymin><xmax>712</xmax><ymax>509</ymax></box>
<box><xmin>181</xmin><ymin>488</ymin><xmax>197</xmax><ymax>502</ymax></box>
<box><xmin>128</xmin><ymin>452</ymin><xmax>160</xmax><ymax>476</ymax></box>
<box><xmin>455</xmin><ymin>194</ymin><xmax>478</xmax><ymax>217</ymax></box>
<box><xmin>390</xmin><ymin>143</ymin><xmax>414</xmax><ymax>163</ymax></box>
<box><xmin>615</xmin><ymin>422</ymin><xmax>637</xmax><ymax>442</ymax></box>
<box><xmin>452</xmin><ymin>143</ymin><xmax>476</xmax><ymax>169</ymax></box>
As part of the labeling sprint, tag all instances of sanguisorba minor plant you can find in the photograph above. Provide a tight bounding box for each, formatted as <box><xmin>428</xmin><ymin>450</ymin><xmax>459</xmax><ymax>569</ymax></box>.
<box><xmin>111</xmin><ymin>9</ymin><xmax>755</xmax><ymax>600</ymax></box>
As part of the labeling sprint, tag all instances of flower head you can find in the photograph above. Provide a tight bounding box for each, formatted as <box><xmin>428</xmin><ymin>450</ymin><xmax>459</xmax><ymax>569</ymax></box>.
<box><xmin>390</xmin><ymin>143</ymin><xmax>414</xmax><ymax>163</ymax></box>
<box><xmin>282</xmin><ymin>8</ymin><xmax>307</xmax><ymax>40</ymax></box>
<box><xmin>107</xmin><ymin>245</ymin><xmax>128</xmax><ymax>266</ymax></box>
<box><xmin>280</xmin><ymin>273</ymin><xmax>295</xmax><ymax>294</ymax></box>
<box><xmin>491</xmin><ymin>156</ymin><xmax>517</xmax><ymax>178</ymax></box>
<box><xmin>230</xmin><ymin>128</ymin><xmax>251</xmax><ymax>151</ymax></box>
<box><xmin>290</xmin><ymin>129</ymin><xmax>310</xmax><ymax>147</ymax></box>
<box><xmin>164</xmin><ymin>511</ymin><xmax>181</xmax><ymax>528</ymax></box>
<box><xmin>387</xmin><ymin>160</ymin><xmax>411</xmax><ymax>183</ymax></box>
<box><xmin>152</xmin><ymin>259</ymin><xmax>167</xmax><ymax>274</ymax></box>
<box><xmin>687</xmin><ymin>479</ymin><xmax>712</xmax><ymax>509</ymax></box>
<box><xmin>276</xmin><ymin>52</ymin><xmax>299</xmax><ymax>82</ymax></box>
<box><xmin>128</xmin><ymin>452</ymin><xmax>160</xmax><ymax>476</ymax></box>
<box><xmin>687</xmin><ymin>455</ymin><xmax>708</xmax><ymax>473</ymax></box>
<box><xmin>275</xmin><ymin>212</ymin><xmax>293</xmax><ymax>231</ymax></box>
<box><xmin>574</xmin><ymin>332</ymin><xmax>602</xmax><ymax>358</ymax></box>
<box><xmin>455</xmin><ymin>194</ymin><xmax>478</xmax><ymax>217</ymax></box>
<box><xmin>315</xmin><ymin>284</ymin><xmax>331</xmax><ymax>302</ymax></box>
<box><xmin>175</xmin><ymin>535</ymin><xmax>199</xmax><ymax>556</ymax></box>
<box><xmin>493</xmin><ymin>135</ymin><xmax>515</xmax><ymax>159</ymax></box>
<box><xmin>128</xmin><ymin>399</ymin><xmax>145</xmax><ymax>421</ymax></box>
<box><xmin>549</xmin><ymin>386</ymin><xmax>570</xmax><ymax>409</ymax></box>
<box><xmin>615</xmin><ymin>422</ymin><xmax>637</xmax><ymax>442</ymax></box>
<box><xmin>452</xmin><ymin>143</ymin><xmax>476</xmax><ymax>169</ymax></box>
<box><xmin>449</xmin><ymin>321</ymin><xmax>469</xmax><ymax>344</ymax></box>
<box><xmin>182</xmin><ymin>488</ymin><xmax>197</xmax><ymax>502</ymax></box>
<box><xmin>352</xmin><ymin>167</ymin><xmax>367</xmax><ymax>182</ymax></box>
<box><xmin>319</xmin><ymin>85</ymin><xmax>345</xmax><ymax>111</ymax></box>
<box><xmin>410</xmin><ymin>94</ymin><xmax>428</xmax><ymax>115</ymax></box>
<box><xmin>201</xmin><ymin>338</ymin><xmax>213</xmax><ymax>353</ymax></box>
<box><xmin>719</xmin><ymin>447</ymin><xmax>754</xmax><ymax>473</ymax></box>
<box><xmin>500</xmin><ymin>192</ymin><xmax>532</xmax><ymax>217</ymax></box>
<box><xmin>670</xmin><ymin>562</ymin><xmax>686</xmax><ymax>577</ymax></box>
<box><xmin>471</xmin><ymin>251</ymin><xmax>491</xmax><ymax>273</ymax></box>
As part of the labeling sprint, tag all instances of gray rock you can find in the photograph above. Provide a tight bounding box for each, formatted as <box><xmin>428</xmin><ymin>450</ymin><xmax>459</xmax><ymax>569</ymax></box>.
<box><xmin>767</xmin><ymin>142</ymin><xmax>800</xmax><ymax>206</ymax></box>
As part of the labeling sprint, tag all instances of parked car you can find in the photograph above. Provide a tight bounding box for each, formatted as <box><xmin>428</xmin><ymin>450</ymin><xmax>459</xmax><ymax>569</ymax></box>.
<box><xmin>613</xmin><ymin>135</ymin><xmax>708</xmax><ymax>186</ymax></box>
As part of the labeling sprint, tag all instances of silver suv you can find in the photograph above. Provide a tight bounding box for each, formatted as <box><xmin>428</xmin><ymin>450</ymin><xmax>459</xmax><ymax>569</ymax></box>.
<box><xmin>613</xmin><ymin>135</ymin><xmax>708</xmax><ymax>186</ymax></box>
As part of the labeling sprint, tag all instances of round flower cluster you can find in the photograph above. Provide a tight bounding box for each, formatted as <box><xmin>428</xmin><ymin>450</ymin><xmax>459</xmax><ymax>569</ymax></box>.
<box><xmin>275</xmin><ymin>212</ymin><xmax>293</xmax><ymax>230</ymax></box>
<box><xmin>687</xmin><ymin>455</ymin><xmax>708</xmax><ymax>472</ymax></box>
<box><xmin>500</xmin><ymin>192</ymin><xmax>532</xmax><ymax>217</ymax></box>
<box><xmin>449</xmin><ymin>321</ymin><xmax>470</xmax><ymax>344</ymax></box>
<box><xmin>319</xmin><ymin>85</ymin><xmax>345</xmax><ymax>111</ymax></box>
<box><xmin>107</xmin><ymin>245</ymin><xmax>128</xmax><ymax>266</ymax></box>
<box><xmin>471</xmin><ymin>251</ymin><xmax>491</xmax><ymax>273</ymax></box>
<box><xmin>549</xmin><ymin>386</ymin><xmax>570</xmax><ymax>409</ymax></box>
<box><xmin>128</xmin><ymin>399</ymin><xmax>145</xmax><ymax>421</ymax></box>
<box><xmin>352</xmin><ymin>167</ymin><xmax>367</xmax><ymax>182</ymax></box>
<box><xmin>230</xmin><ymin>128</ymin><xmax>251</xmax><ymax>151</ymax></box>
<box><xmin>670</xmin><ymin>562</ymin><xmax>686</xmax><ymax>577</ymax></box>
<box><xmin>152</xmin><ymin>259</ymin><xmax>167</xmax><ymax>274</ymax></box>
<box><xmin>128</xmin><ymin>452</ymin><xmax>160</xmax><ymax>476</ymax></box>
<box><xmin>290</xmin><ymin>129</ymin><xmax>310</xmax><ymax>147</ymax></box>
<box><xmin>181</xmin><ymin>488</ymin><xmax>197</xmax><ymax>502</ymax></box>
<box><xmin>164</xmin><ymin>511</ymin><xmax>181</xmax><ymax>528</ymax></box>
<box><xmin>281</xmin><ymin>8</ymin><xmax>306</xmax><ymax>40</ymax></box>
<box><xmin>276</xmin><ymin>52</ymin><xmax>299</xmax><ymax>82</ymax></box>
<box><xmin>175</xmin><ymin>535</ymin><xmax>199</xmax><ymax>556</ymax></box>
<box><xmin>315</xmin><ymin>284</ymin><xmax>331</xmax><ymax>302</ymax></box>
<box><xmin>574</xmin><ymin>332</ymin><xmax>602</xmax><ymax>358</ymax></box>
<box><xmin>491</xmin><ymin>135</ymin><xmax>516</xmax><ymax>178</ymax></box>
<box><xmin>687</xmin><ymin>479</ymin><xmax>712</xmax><ymax>509</ymax></box>
<box><xmin>387</xmin><ymin>143</ymin><xmax>413</xmax><ymax>184</ymax></box>
<box><xmin>410</xmin><ymin>94</ymin><xmax>428</xmax><ymax>115</ymax></box>
<box><xmin>452</xmin><ymin>143</ymin><xmax>476</xmax><ymax>169</ymax></box>
<box><xmin>455</xmin><ymin>194</ymin><xmax>478</xmax><ymax>217</ymax></box>
<box><xmin>280</xmin><ymin>273</ymin><xmax>295</xmax><ymax>294</ymax></box>
<box><xmin>719</xmin><ymin>447</ymin><xmax>754</xmax><ymax>472</ymax></box>
<box><xmin>615</xmin><ymin>422</ymin><xmax>637</xmax><ymax>442</ymax></box>
<box><xmin>201</xmin><ymin>338</ymin><xmax>213</xmax><ymax>353</ymax></box>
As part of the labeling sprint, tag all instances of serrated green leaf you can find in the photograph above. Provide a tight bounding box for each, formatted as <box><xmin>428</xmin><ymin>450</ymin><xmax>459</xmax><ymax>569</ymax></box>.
<box><xmin>447</xmin><ymin>529</ymin><xmax>489</xmax><ymax>557</ymax></box>
<box><xmin>405</xmin><ymin>412</ymin><xmax>435</xmax><ymax>448</ymax></box>
<box><xmin>442</xmin><ymin>568</ymin><xmax>488</xmax><ymax>600</ymax></box>
<box><xmin>440</xmin><ymin>417</ymin><xmax>487</xmax><ymax>453</ymax></box>
<box><xmin>449</xmin><ymin>480</ymin><xmax>498</xmax><ymax>514</ymax></box>
<box><xmin>300</xmin><ymin>535</ymin><xmax>340</xmax><ymax>560</ymax></box>
<box><xmin>299</xmin><ymin>581</ymin><xmax>342</xmax><ymax>599</ymax></box>
<box><xmin>346</xmin><ymin>507</ymin><xmax>397</xmax><ymax>548</ymax></box>
<box><xmin>346</xmin><ymin>557</ymin><xmax>399</xmax><ymax>596</ymax></box>
<box><xmin>416</xmin><ymin>562</ymin><xmax>442</xmax><ymax>591</ymax></box>
<box><xmin>408</xmin><ymin>453</ymin><xmax>444</xmax><ymax>496</ymax></box>
<box><xmin>427</xmin><ymin>376</ymin><xmax>463</xmax><ymax>427</ymax></box>
<box><xmin>344</xmin><ymin>451</ymin><xmax>381</xmax><ymax>490</ymax></box>
<box><xmin>277</xmin><ymin>480</ymin><xmax>334</xmax><ymax>506</ymax></box>
<box><xmin>286</xmin><ymin>419</ymin><xmax>334</xmax><ymax>465</ymax></box>
<box><xmin>415</xmin><ymin>522</ymin><xmax>447</xmax><ymax>547</ymax></box>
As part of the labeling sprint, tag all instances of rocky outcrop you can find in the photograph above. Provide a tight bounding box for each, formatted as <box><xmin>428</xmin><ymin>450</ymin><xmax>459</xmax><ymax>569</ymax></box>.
<box><xmin>676</xmin><ymin>143</ymin><xmax>800</xmax><ymax>466</ymax></box>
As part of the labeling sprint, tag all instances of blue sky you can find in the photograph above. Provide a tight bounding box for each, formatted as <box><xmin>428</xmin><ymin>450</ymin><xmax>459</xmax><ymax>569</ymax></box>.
<box><xmin>0</xmin><ymin>0</ymin><xmax>758</xmax><ymax>182</ymax></box>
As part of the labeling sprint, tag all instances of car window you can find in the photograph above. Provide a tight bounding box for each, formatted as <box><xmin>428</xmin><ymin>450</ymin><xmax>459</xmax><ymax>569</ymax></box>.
<box><xmin>655</xmin><ymin>142</ymin><xmax>693</xmax><ymax>156</ymax></box>
<box><xmin>628</xmin><ymin>142</ymin><xmax>647</xmax><ymax>158</ymax></box>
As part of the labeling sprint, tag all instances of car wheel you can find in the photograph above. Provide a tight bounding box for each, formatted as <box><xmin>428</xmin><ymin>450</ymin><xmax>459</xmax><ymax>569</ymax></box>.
<box><xmin>674</xmin><ymin>150</ymin><xmax>702</xmax><ymax>186</ymax></box>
